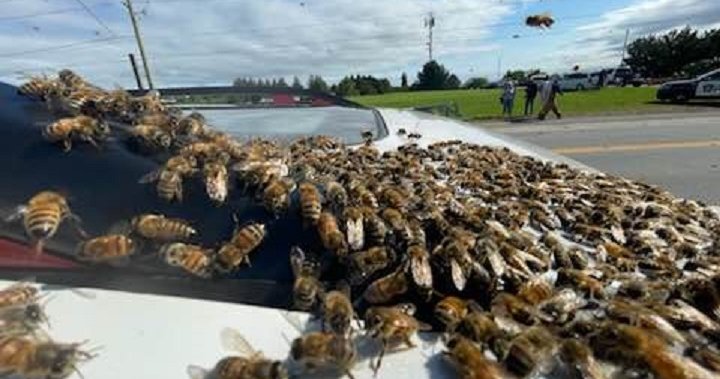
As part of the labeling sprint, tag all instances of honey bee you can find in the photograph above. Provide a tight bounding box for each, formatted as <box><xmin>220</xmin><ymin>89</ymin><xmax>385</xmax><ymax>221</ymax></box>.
<box><xmin>347</xmin><ymin>247</ymin><xmax>393</xmax><ymax>285</ymax></box>
<box><xmin>443</xmin><ymin>334</ymin><xmax>504</xmax><ymax>379</ymax></box>
<box><xmin>380</xmin><ymin>208</ymin><xmax>411</xmax><ymax>243</ymax></box>
<box><xmin>317</xmin><ymin>212</ymin><xmax>348</xmax><ymax>257</ymax></box>
<box><xmin>342</xmin><ymin>207</ymin><xmax>364</xmax><ymax>252</ymax></box>
<box><xmin>261</xmin><ymin>178</ymin><xmax>296</xmax><ymax>216</ymax></box>
<box><xmin>435</xmin><ymin>296</ymin><xmax>472</xmax><ymax>331</ymax></box>
<box><xmin>455</xmin><ymin>310</ymin><xmax>503</xmax><ymax>349</ymax></box>
<box><xmin>6</xmin><ymin>191</ymin><xmax>84</xmax><ymax>254</ymax></box>
<box><xmin>363</xmin><ymin>303</ymin><xmax>431</xmax><ymax>374</ymax></box>
<box><xmin>203</xmin><ymin>161</ymin><xmax>229</xmax><ymax>205</ymax></box>
<box><xmin>188</xmin><ymin>327</ymin><xmax>288</xmax><ymax>379</ymax></box>
<box><xmin>290</xmin><ymin>332</ymin><xmax>356</xmax><ymax>379</ymax></box>
<box><xmin>362</xmin><ymin>269</ymin><xmax>409</xmax><ymax>305</ymax></box>
<box><xmin>504</xmin><ymin>326</ymin><xmax>558</xmax><ymax>376</ymax></box>
<box><xmin>539</xmin><ymin>288</ymin><xmax>586</xmax><ymax>324</ymax></box>
<box><xmin>298</xmin><ymin>182</ymin><xmax>322</xmax><ymax>227</ymax></box>
<box><xmin>57</xmin><ymin>69</ymin><xmax>88</xmax><ymax>90</ymax></box>
<box><xmin>135</xmin><ymin>111</ymin><xmax>178</xmax><ymax>132</ymax></box>
<box><xmin>216</xmin><ymin>223</ymin><xmax>266</xmax><ymax>272</ymax></box>
<box><xmin>558</xmin><ymin>339</ymin><xmax>606</xmax><ymax>379</ymax></box>
<box><xmin>160</xmin><ymin>242</ymin><xmax>213</xmax><ymax>278</ymax></box>
<box><xmin>325</xmin><ymin>181</ymin><xmax>348</xmax><ymax>213</ymax></box>
<box><xmin>43</xmin><ymin>115</ymin><xmax>109</xmax><ymax>152</ymax></box>
<box><xmin>0</xmin><ymin>282</ymin><xmax>39</xmax><ymax>309</ymax></box>
<box><xmin>76</xmin><ymin>234</ymin><xmax>136</xmax><ymax>264</ymax></box>
<box><xmin>491</xmin><ymin>293</ymin><xmax>542</xmax><ymax>325</ymax></box>
<box><xmin>139</xmin><ymin>157</ymin><xmax>197</xmax><ymax>203</ymax></box>
<box><xmin>18</xmin><ymin>75</ymin><xmax>55</xmax><ymax>100</ymax></box>
<box><xmin>131</xmin><ymin>213</ymin><xmax>197</xmax><ymax>242</ymax></box>
<box><xmin>361</xmin><ymin>208</ymin><xmax>387</xmax><ymax>247</ymax></box>
<box><xmin>0</xmin><ymin>336</ymin><xmax>96</xmax><ymax>379</ymax></box>
<box><xmin>404</xmin><ymin>244</ymin><xmax>433</xmax><ymax>293</ymax></box>
<box><xmin>517</xmin><ymin>275</ymin><xmax>554</xmax><ymax>306</ymax></box>
<box><xmin>556</xmin><ymin>268</ymin><xmax>605</xmax><ymax>300</ymax></box>
<box><xmin>349</xmin><ymin>183</ymin><xmax>378</xmax><ymax>209</ymax></box>
<box><xmin>380</xmin><ymin>187</ymin><xmax>406</xmax><ymax>210</ymax></box>
<box><xmin>290</xmin><ymin>246</ymin><xmax>324</xmax><ymax>311</ymax></box>
<box><xmin>130</xmin><ymin>123</ymin><xmax>173</xmax><ymax>152</ymax></box>
<box><xmin>131</xmin><ymin>90</ymin><xmax>166</xmax><ymax>115</ymax></box>
<box><xmin>0</xmin><ymin>303</ymin><xmax>49</xmax><ymax>337</ymax></box>
<box><xmin>178</xmin><ymin>112</ymin><xmax>207</xmax><ymax>136</ymax></box>
<box><xmin>322</xmin><ymin>284</ymin><xmax>354</xmax><ymax>336</ymax></box>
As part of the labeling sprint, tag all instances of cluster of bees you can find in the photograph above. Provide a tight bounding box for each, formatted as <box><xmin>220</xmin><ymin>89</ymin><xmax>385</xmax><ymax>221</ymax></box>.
<box><xmin>0</xmin><ymin>281</ymin><xmax>97</xmax><ymax>378</ymax></box>
<box><xmin>14</xmin><ymin>71</ymin><xmax>720</xmax><ymax>378</ymax></box>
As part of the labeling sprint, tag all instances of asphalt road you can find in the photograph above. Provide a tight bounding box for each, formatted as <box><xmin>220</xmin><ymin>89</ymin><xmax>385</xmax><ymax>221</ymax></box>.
<box><xmin>495</xmin><ymin>111</ymin><xmax>720</xmax><ymax>205</ymax></box>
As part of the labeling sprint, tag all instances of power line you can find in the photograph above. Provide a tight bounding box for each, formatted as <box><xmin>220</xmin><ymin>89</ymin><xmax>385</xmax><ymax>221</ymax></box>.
<box><xmin>0</xmin><ymin>36</ymin><xmax>125</xmax><ymax>58</ymax></box>
<box><xmin>73</xmin><ymin>0</ymin><xmax>116</xmax><ymax>36</ymax></box>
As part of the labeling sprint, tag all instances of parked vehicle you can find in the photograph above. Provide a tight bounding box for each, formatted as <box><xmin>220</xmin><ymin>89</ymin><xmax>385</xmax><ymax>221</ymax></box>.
<box><xmin>558</xmin><ymin>72</ymin><xmax>596</xmax><ymax>91</ymax></box>
<box><xmin>604</xmin><ymin>67</ymin><xmax>645</xmax><ymax>87</ymax></box>
<box><xmin>656</xmin><ymin>67</ymin><xmax>720</xmax><ymax>102</ymax></box>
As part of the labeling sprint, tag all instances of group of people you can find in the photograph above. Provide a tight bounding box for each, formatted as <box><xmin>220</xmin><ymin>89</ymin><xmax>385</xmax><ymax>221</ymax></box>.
<box><xmin>500</xmin><ymin>76</ymin><xmax>562</xmax><ymax>121</ymax></box>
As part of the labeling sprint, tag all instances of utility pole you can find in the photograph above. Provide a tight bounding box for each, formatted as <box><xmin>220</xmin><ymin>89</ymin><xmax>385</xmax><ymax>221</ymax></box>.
<box><xmin>127</xmin><ymin>53</ymin><xmax>144</xmax><ymax>90</ymax></box>
<box><xmin>620</xmin><ymin>28</ymin><xmax>630</xmax><ymax>67</ymax></box>
<box><xmin>424</xmin><ymin>12</ymin><xmax>435</xmax><ymax>61</ymax></box>
<box><xmin>123</xmin><ymin>0</ymin><xmax>154</xmax><ymax>90</ymax></box>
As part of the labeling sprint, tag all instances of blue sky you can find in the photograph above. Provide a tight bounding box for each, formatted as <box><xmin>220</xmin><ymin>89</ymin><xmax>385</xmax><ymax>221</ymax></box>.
<box><xmin>0</xmin><ymin>0</ymin><xmax>717</xmax><ymax>87</ymax></box>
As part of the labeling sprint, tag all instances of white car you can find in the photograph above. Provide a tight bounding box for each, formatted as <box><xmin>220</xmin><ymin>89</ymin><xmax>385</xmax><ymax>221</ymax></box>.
<box><xmin>558</xmin><ymin>72</ymin><xmax>596</xmax><ymax>91</ymax></box>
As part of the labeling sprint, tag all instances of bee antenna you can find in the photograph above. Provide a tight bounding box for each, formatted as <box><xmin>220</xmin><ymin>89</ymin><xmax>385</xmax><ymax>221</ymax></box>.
<box><xmin>72</xmin><ymin>365</ymin><xmax>86</xmax><ymax>379</ymax></box>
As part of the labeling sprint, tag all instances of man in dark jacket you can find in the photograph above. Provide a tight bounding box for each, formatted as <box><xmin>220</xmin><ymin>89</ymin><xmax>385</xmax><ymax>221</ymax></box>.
<box><xmin>524</xmin><ymin>80</ymin><xmax>538</xmax><ymax>116</ymax></box>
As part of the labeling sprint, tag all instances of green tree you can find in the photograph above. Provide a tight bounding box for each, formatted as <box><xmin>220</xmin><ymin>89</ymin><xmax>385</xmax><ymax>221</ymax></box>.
<box><xmin>401</xmin><ymin>72</ymin><xmax>408</xmax><ymax>88</ymax></box>
<box><xmin>503</xmin><ymin>70</ymin><xmax>526</xmax><ymax>82</ymax></box>
<box><xmin>625</xmin><ymin>27</ymin><xmax>711</xmax><ymax>77</ymax></box>
<box><xmin>463</xmin><ymin>76</ymin><xmax>489</xmax><ymax>89</ymax></box>
<box><xmin>307</xmin><ymin>75</ymin><xmax>329</xmax><ymax>92</ymax></box>
<box><xmin>335</xmin><ymin>77</ymin><xmax>359</xmax><ymax>96</ymax></box>
<box><xmin>292</xmin><ymin>76</ymin><xmax>303</xmax><ymax>89</ymax></box>
<box><xmin>277</xmin><ymin>77</ymin><xmax>289</xmax><ymax>87</ymax></box>
<box><xmin>412</xmin><ymin>60</ymin><xmax>459</xmax><ymax>90</ymax></box>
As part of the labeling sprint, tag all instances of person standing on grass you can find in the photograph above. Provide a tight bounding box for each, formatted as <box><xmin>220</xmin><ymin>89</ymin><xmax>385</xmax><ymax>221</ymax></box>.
<box><xmin>501</xmin><ymin>80</ymin><xmax>515</xmax><ymax>119</ymax></box>
<box><xmin>524</xmin><ymin>79</ymin><xmax>538</xmax><ymax>116</ymax></box>
<box><xmin>538</xmin><ymin>75</ymin><xmax>562</xmax><ymax>120</ymax></box>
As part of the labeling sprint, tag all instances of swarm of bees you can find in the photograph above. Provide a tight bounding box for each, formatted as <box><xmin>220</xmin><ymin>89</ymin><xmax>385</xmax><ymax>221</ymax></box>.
<box><xmin>16</xmin><ymin>71</ymin><xmax>720</xmax><ymax>378</ymax></box>
<box><xmin>0</xmin><ymin>281</ymin><xmax>97</xmax><ymax>378</ymax></box>
<box><xmin>525</xmin><ymin>13</ymin><xmax>554</xmax><ymax>29</ymax></box>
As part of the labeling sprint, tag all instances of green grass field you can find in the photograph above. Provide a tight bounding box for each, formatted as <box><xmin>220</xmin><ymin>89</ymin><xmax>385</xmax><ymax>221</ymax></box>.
<box><xmin>349</xmin><ymin>87</ymin><xmax>666</xmax><ymax>121</ymax></box>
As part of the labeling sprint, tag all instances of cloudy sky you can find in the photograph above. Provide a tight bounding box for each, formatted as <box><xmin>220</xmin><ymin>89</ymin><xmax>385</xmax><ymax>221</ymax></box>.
<box><xmin>0</xmin><ymin>0</ymin><xmax>718</xmax><ymax>88</ymax></box>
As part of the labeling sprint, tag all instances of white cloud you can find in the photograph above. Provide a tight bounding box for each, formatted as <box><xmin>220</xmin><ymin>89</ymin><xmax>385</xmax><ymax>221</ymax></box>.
<box><xmin>0</xmin><ymin>0</ymin><xmax>513</xmax><ymax>87</ymax></box>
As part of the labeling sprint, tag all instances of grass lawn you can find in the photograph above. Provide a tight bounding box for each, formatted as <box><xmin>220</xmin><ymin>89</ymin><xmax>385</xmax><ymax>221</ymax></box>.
<box><xmin>349</xmin><ymin>87</ymin><xmax>668</xmax><ymax>121</ymax></box>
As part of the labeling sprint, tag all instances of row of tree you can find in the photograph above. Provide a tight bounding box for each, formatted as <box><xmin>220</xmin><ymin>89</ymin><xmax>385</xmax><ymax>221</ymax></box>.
<box><xmin>625</xmin><ymin>27</ymin><xmax>720</xmax><ymax>78</ymax></box>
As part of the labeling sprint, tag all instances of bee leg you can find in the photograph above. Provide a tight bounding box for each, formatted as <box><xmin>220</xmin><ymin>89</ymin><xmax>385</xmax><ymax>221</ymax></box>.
<box><xmin>32</xmin><ymin>239</ymin><xmax>45</xmax><ymax>257</ymax></box>
<box><xmin>67</xmin><ymin>213</ymin><xmax>88</xmax><ymax>239</ymax></box>
<box><xmin>244</xmin><ymin>255</ymin><xmax>252</xmax><ymax>267</ymax></box>
<box><xmin>371</xmin><ymin>340</ymin><xmax>388</xmax><ymax>377</ymax></box>
<box><xmin>62</xmin><ymin>139</ymin><xmax>72</xmax><ymax>152</ymax></box>
<box><xmin>344</xmin><ymin>368</ymin><xmax>356</xmax><ymax>379</ymax></box>
<box><xmin>403</xmin><ymin>335</ymin><xmax>416</xmax><ymax>348</ymax></box>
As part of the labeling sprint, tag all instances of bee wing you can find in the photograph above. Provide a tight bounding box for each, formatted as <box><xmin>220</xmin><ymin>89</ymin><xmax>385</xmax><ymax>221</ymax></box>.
<box><xmin>3</xmin><ymin>205</ymin><xmax>27</xmax><ymax>223</ymax></box>
<box><xmin>186</xmin><ymin>365</ymin><xmax>210</xmax><ymax>379</ymax></box>
<box><xmin>345</xmin><ymin>218</ymin><xmax>364</xmax><ymax>251</ymax></box>
<box><xmin>220</xmin><ymin>327</ymin><xmax>257</xmax><ymax>356</ymax></box>
<box><xmin>289</xmin><ymin>246</ymin><xmax>306</xmax><ymax>277</ymax></box>
<box><xmin>450</xmin><ymin>259</ymin><xmax>467</xmax><ymax>291</ymax></box>
<box><xmin>410</xmin><ymin>254</ymin><xmax>433</xmax><ymax>289</ymax></box>
<box><xmin>138</xmin><ymin>169</ymin><xmax>161</xmax><ymax>184</ymax></box>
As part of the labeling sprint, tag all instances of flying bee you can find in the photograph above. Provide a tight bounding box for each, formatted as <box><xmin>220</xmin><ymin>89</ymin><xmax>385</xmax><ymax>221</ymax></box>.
<box><xmin>261</xmin><ymin>178</ymin><xmax>296</xmax><ymax>216</ymax></box>
<box><xmin>203</xmin><ymin>161</ymin><xmax>229</xmax><ymax>205</ymax></box>
<box><xmin>6</xmin><ymin>191</ymin><xmax>84</xmax><ymax>255</ymax></box>
<box><xmin>216</xmin><ymin>223</ymin><xmax>266</xmax><ymax>272</ymax></box>
<box><xmin>317</xmin><ymin>212</ymin><xmax>348</xmax><ymax>257</ymax></box>
<box><xmin>131</xmin><ymin>213</ymin><xmax>196</xmax><ymax>242</ymax></box>
<box><xmin>325</xmin><ymin>181</ymin><xmax>348</xmax><ymax>213</ymax></box>
<box><xmin>43</xmin><ymin>115</ymin><xmax>109</xmax><ymax>152</ymax></box>
<box><xmin>298</xmin><ymin>182</ymin><xmax>322</xmax><ymax>227</ymax></box>
<box><xmin>188</xmin><ymin>327</ymin><xmax>288</xmax><ymax>379</ymax></box>
<box><xmin>363</xmin><ymin>303</ymin><xmax>431</xmax><ymax>374</ymax></box>
<box><xmin>290</xmin><ymin>331</ymin><xmax>357</xmax><ymax>379</ymax></box>
<box><xmin>0</xmin><ymin>303</ymin><xmax>49</xmax><ymax>338</ymax></box>
<box><xmin>76</xmin><ymin>234</ymin><xmax>136</xmax><ymax>264</ymax></box>
<box><xmin>321</xmin><ymin>284</ymin><xmax>354</xmax><ymax>336</ymax></box>
<box><xmin>0</xmin><ymin>336</ymin><xmax>97</xmax><ymax>379</ymax></box>
<box><xmin>405</xmin><ymin>244</ymin><xmax>433</xmax><ymax>292</ymax></box>
<box><xmin>443</xmin><ymin>334</ymin><xmax>505</xmax><ymax>379</ymax></box>
<box><xmin>290</xmin><ymin>246</ymin><xmax>324</xmax><ymax>311</ymax></box>
<box><xmin>130</xmin><ymin>123</ymin><xmax>172</xmax><ymax>153</ymax></box>
<box><xmin>0</xmin><ymin>282</ymin><xmax>39</xmax><ymax>309</ymax></box>
<box><xmin>160</xmin><ymin>242</ymin><xmax>213</xmax><ymax>278</ymax></box>
<box><xmin>362</xmin><ymin>269</ymin><xmax>409</xmax><ymax>305</ymax></box>
<box><xmin>343</xmin><ymin>207</ymin><xmax>364</xmax><ymax>252</ymax></box>
<box><xmin>347</xmin><ymin>247</ymin><xmax>394</xmax><ymax>285</ymax></box>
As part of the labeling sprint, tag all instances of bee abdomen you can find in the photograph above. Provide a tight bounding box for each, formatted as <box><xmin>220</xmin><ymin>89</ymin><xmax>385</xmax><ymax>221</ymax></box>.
<box><xmin>24</xmin><ymin>207</ymin><xmax>62</xmax><ymax>239</ymax></box>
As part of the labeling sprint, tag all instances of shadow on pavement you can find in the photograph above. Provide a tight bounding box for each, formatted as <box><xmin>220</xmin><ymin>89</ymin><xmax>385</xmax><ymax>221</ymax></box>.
<box><xmin>647</xmin><ymin>100</ymin><xmax>720</xmax><ymax>108</ymax></box>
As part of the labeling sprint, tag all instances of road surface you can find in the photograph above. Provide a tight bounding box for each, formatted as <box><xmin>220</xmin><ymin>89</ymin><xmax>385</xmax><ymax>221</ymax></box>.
<box><xmin>495</xmin><ymin>111</ymin><xmax>720</xmax><ymax>204</ymax></box>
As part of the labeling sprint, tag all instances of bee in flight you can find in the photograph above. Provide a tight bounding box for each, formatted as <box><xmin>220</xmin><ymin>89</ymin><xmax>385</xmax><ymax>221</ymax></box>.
<box><xmin>525</xmin><ymin>13</ymin><xmax>554</xmax><ymax>29</ymax></box>
<box><xmin>5</xmin><ymin>191</ymin><xmax>85</xmax><ymax>255</ymax></box>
